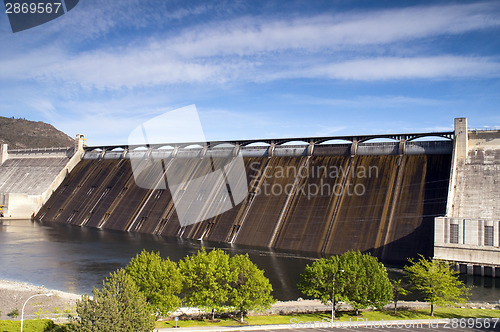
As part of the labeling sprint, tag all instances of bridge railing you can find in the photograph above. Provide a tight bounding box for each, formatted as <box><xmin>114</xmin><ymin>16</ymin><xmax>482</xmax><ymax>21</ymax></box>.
<box><xmin>8</xmin><ymin>146</ymin><xmax>72</xmax><ymax>153</ymax></box>
<box><xmin>83</xmin><ymin>131</ymin><xmax>454</xmax><ymax>153</ymax></box>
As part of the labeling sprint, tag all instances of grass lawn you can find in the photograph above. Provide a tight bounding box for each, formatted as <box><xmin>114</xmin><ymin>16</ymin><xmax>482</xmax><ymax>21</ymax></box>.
<box><xmin>0</xmin><ymin>319</ymin><xmax>64</xmax><ymax>332</ymax></box>
<box><xmin>155</xmin><ymin>307</ymin><xmax>500</xmax><ymax>329</ymax></box>
<box><xmin>2</xmin><ymin>308</ymin><xmax>498</xmax><ymax>331</ymax></box>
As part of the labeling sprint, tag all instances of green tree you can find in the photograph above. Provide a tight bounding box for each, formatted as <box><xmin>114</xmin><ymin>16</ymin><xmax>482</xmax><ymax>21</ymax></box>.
<box><xmin>74</xmin><ymin>269</ymin><xmax>155</xmax><ymax>332</ymax></box>
<box><xmin>299</xmin><ymin>251</ymin><xmax>392</xmax><ymax>318</ymax></box>
<box><xmin>390</xmin><ymin>278</ymin><xmax>409</xmax><ymax>315</ymax></box>
<box><xmin>229</xmin><ymin>254</ymin><xmax>276</xmax><ymax>322</ymax></box>
<box><xmin>179</xmin><ymin>248</ymin><xmax>235</xmax><ymax>320</ymax></box>
<box><xmin>125</xmin><ymin>250</ymin><xmax>182</xmax><ymax>316</ymax></box>
<box><xmin>340</xmin><ymin>251</ymin><xmax>392</xmax><ymax>315</ymax></box>
<box><xmin>298</xmin><ymin>255</ymin><xmax>345</xmax><ymax>320</ymax></box>
<box><xmin>405</xmin><ymin>255</ymin><xmax>470</xmax><ymax>316</ymax></box>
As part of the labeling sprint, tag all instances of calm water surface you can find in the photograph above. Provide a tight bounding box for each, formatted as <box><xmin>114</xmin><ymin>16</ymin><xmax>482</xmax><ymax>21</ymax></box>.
<box><xmin>0</xmin><ymin>219</ymin><xmax>499</xmax><ymax>302</ymax></box>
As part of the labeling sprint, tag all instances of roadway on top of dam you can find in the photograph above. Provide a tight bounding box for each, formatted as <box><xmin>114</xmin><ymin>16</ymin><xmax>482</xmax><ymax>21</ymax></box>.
<box><xmin>83</xmin><ymin>131</ymin><xmax>454</xmax><ymax>151</ymax></box>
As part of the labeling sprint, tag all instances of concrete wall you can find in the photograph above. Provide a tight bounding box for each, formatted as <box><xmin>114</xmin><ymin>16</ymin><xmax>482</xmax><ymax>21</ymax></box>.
<box><xmin>450</xmin><ymin>130</ymin><xmax>500</xmax><ymax>219</ymax></box>
<box><xmin>2</xmin><ymin>193</ymin><xmax>44</xmax><ymax>219</ymax></box>
<box><xmin>0</xmin><ymin>158</ymin><xmax>70</xmax><ymax>195</ymax></box>
<box><xmin>0</xmin><ymin>136</ymin><xmax>85</xmax><ymax>219</ymax></box>
<box><xmin>435</xmin><ymin>121</ymin><xmax>500</xmax><ymax>274</ymax></box>
<box><xmin>0</xmin><ymin>144</ymin><xmax>7</xmax><ymax>165</ymax></box>
<box><xmin>435</xmin><ymin>217</ymin><xmax>500</xmax><ymax>274</ymax></box>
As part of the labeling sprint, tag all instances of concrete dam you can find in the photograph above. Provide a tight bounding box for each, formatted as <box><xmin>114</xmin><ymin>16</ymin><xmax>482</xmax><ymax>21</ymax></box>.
<box><xmin>0</xmin><ymin>139</ymin><xmax>83</xmax><ymax>219</ymax></box>
<box><xmin>35</xmin><ymin>131</ymin><xmax>454</xmax><ymax>263</ymax></box>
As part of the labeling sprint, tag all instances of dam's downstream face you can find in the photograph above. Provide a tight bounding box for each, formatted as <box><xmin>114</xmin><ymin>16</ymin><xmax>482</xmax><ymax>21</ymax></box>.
<box><xmin>37</xmin><ymin>142</ymin><xmax>452</xmax><ymax>263</ymax></box>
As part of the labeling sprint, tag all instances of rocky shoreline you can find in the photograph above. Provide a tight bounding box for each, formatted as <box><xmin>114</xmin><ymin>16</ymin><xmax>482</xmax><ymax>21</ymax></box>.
<box><xmin>0</xmin><ymin>279</ymin><xmax>80</xmax><ymax>321</ymax></box>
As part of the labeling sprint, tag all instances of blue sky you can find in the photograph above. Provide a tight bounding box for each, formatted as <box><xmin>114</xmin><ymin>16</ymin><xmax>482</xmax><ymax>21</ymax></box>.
<box><xmin>1</xmin><ymin>0</ymin><xmax>499</xmax><ymax>146</ymax></box>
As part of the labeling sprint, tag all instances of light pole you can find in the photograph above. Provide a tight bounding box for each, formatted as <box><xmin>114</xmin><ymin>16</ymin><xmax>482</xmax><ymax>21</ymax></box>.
<box><xmin>21</xmin><ymin>293</ymin><xmax>53</xmax><ymax>332</ymax></box>
<box><xmin>331</xmin><ymin>269</ymin><xmax>344</xmax><ymax>322</ymax></box>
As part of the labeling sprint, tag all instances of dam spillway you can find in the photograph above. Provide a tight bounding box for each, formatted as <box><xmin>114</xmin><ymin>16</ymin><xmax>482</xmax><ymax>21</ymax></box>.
<box><xmin>36</xmin><ymin>137</ymin><xmax>452</xmax><ymax>263</ymax></box>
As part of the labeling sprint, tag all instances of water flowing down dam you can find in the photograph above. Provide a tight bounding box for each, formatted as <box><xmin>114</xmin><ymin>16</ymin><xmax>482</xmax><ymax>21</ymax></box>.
<box><xmin>36</xmin><ymin>134</ymin><xmax>453</xmax><ymax>263</ymax></box>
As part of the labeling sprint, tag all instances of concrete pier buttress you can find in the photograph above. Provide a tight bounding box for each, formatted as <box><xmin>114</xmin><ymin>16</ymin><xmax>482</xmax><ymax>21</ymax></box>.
<box><xmin>0</xmin><ymin>144</ymin><xmax>7</xmax><ymax>165</ymax></box>
<box><xmin>434</xmin><ymin>119</ymin><xmax>500</xmax><ymax>274</ymax></box>
<box><xmin>454</xmin><ymin>118</ymin><xmax>468</xmax><ymax>161</ymax></box>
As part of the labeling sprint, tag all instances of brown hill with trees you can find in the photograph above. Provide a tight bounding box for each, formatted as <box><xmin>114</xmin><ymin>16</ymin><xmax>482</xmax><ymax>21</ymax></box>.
<box><xmin>0</xmin><ymin>116</ymin><xmax>74</xmax><ymax>149</ymax></box>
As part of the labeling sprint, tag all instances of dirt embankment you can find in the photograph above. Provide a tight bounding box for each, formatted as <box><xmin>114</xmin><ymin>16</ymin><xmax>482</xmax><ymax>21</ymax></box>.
<box><xmin>0</xmin><ymin>280</ymin><xmax>80</xmax><ymax>321</ymax></box>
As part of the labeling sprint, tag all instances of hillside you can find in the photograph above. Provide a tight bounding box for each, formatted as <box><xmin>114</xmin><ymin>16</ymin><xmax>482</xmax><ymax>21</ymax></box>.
<box><xmin>0</xmin><ymin>116</ymin><xmax>74</xmax><ymax>150</ymax></box>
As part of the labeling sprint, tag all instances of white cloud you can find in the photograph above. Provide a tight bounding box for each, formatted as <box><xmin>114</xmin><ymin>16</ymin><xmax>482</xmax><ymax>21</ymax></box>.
<box><xmin>0</xmin><ymin>46</ymin><xmax>66</xmax><ymax>80</ymax></box>
<box><xmin>280</xmin><ymin>94</ymin><xmax>451</xmax><ymax>108</ymax></box>
<box><xmin>27</xmin><ymin>99</ymin><xmax>57</xmax><ymax>119</ymax></box>
<box><xmin>298</xmin><ymin>56</ymin><xmax>500</xmax><ymax>81</ymax></box>
<box><xmin>34</xmin><ymin>0</ymin><xmax>213</xmax><ymax>41</ymax></box>
<box><xmin>1</xmin><ymin>1</ymin><xmax>500</xmax><ymax>89</ymax></box>
<box><xmin>166</xmin><ymin>2</ymin><xmax>500</xmax><ymax>57</ymax></box>
<box><xmin>42</xmin><ymin>51</ymin><xmax>227</xmax><ymax>89</ymax></box>
<box><xmin>4</xmin><ymin>47</ymin><xmax>499</xmax><ymax>89</ymax></box>
<box><xmin>0</xmin><ymin>47</ymin><xmax>254</xmax><ymax>89</ymax></box>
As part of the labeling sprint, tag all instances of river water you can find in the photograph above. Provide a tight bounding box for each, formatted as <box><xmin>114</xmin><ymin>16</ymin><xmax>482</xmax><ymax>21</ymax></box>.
<box><xmin>0</xmin><ymin>219</ymin><xmax>499</xmax><ymax>302</ymax></box>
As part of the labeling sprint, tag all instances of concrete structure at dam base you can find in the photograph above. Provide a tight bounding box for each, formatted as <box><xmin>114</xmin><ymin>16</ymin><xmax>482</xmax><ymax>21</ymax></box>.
<box><xmin>435</xmin><ymin>217</ymin><xmax>500</xmax><ymax>277</ymax></box>
<box><xmin>434</xmin><ymin>118</ymin><xmax>500</xmax><ymax>276</ymax></box>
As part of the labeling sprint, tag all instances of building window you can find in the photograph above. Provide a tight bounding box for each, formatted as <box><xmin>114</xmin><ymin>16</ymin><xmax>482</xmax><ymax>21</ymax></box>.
<box><xmin>450</xmin><ymin>224</ymin><xmax>459</xmax><ymax>244</ymax></box>
<box><xmin>484</xmin><ymin>225</ymin><xmax>494</xmax><ymax>246</ymax></box>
